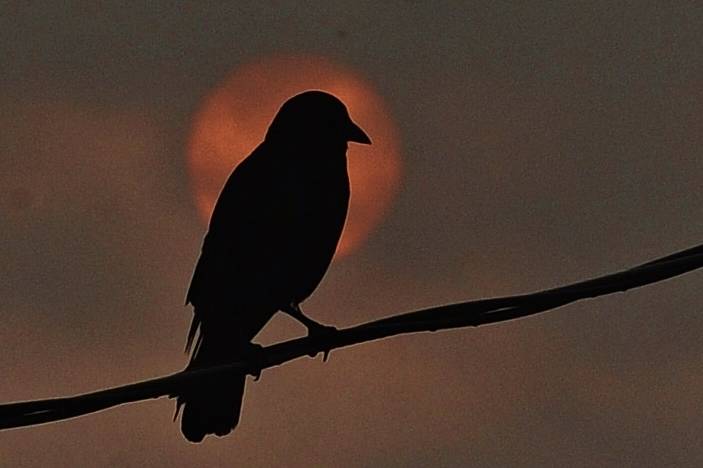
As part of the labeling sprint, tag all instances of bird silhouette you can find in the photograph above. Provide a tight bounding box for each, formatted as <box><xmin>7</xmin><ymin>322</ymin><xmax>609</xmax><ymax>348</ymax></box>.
<box><xmin>176</xmin><ymin>90</ymin><xmax>371</xmax><ymax>442</ymax></box>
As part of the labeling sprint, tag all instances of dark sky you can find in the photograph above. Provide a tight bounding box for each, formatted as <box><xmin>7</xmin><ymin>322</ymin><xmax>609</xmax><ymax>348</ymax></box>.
<box><xmin>3</xmin><ymin>2</ymin><xmax>703</xmax><ymax>466</ymax></box>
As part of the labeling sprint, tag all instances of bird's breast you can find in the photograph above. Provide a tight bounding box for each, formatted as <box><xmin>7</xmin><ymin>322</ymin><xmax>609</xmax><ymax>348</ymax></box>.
<box><xmin>279</xmin><ymin>157</ymin><xmax>350</xmax><ymax>301</ymax></box>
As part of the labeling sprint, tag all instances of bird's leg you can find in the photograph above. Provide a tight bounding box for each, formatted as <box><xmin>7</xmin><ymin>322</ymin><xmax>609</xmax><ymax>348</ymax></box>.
<box><xmin>283</xmin><ymin>303</ymin><xmax>336</xmax><ymax>334</ymax></box>
<box><xmin>283</xmin><ymin>303</ymin><xmax>337</xmax><ymax>361</ymax></box>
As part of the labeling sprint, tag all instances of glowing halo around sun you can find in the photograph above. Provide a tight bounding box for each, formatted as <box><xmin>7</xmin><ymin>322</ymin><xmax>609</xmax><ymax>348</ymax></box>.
<box><xmin>186</xmin><ymin>55</ymin><xmax>402</xmax><ymax>258</ymax></box>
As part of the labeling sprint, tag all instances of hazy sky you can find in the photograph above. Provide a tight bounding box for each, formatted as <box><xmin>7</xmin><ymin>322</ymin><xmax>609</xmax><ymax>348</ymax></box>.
<box><xmin>3</xmin><ymin>2</ymin><xmax>703</xmax><ymax>466</ymax></box>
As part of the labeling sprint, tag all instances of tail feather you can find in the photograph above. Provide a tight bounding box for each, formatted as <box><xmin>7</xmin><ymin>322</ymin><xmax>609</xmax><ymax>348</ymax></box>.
<box><xmin>179</xmin><ymin>372</ymin><xmax>245</xmax><ymax>442</ymax></box>
<box><xmin>184</xmin><ymin>314</ymin><xmax>200</xmax><ymax>353</ymax></box>
<box><xmin>176</xmin><ymin>315</ymin><xmax>246</xmax><ymax>443</ymax></box>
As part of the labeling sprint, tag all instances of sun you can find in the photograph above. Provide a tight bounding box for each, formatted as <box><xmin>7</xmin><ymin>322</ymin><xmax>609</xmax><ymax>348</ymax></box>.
<box><xmin>186</xmin><ymin>55</ymin><xmax>402</xmax><ymax>257</ymax></box>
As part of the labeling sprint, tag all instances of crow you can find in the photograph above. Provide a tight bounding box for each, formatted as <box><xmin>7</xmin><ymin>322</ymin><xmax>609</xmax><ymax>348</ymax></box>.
<box><xmin>176</xmin><ymin>90</ymin><xmax>371</xmax><ymax>442</ymax></box>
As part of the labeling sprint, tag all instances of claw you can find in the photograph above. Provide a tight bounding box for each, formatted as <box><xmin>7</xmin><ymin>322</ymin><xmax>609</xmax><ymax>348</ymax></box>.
<box><xmin>281</xmin><ymin>303</ymin><xmax>337</xmax><ymax>361</ymax></box>
<box><xmin>307</xmin><ymin>323</ymin><xmax>337</xmax><ymax>362</ymax></box>
<box><xmin>243</xmin><ymin>343</ymin><xmax>265</xmax><ymax>380</ymax></box>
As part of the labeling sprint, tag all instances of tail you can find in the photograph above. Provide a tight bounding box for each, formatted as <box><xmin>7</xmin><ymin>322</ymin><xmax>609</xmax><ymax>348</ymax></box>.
<box><xmin>176</xmin><ymin>314</ymin><xmax>246</xmax><ymax>443</ymax></box>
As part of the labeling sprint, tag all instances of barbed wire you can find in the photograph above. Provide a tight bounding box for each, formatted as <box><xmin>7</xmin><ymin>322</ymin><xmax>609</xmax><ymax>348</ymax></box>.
<box><xmin>2</xmin><ymin>243</ymin><xmax>703</xmax><ymax>431</ymax></box>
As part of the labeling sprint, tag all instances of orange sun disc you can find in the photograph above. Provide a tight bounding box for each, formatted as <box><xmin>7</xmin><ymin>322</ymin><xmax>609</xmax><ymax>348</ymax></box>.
<box><xmin>186</xmin><ymin>55</ymin><xmax>402</xmax><ymax>258</ymax></box>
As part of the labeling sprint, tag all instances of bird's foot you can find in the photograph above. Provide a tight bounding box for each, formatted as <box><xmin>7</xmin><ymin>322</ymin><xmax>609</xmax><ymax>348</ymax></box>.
<box><xmin>282</xmin><ymin>303</ymin><xmax>337</xmax><ymax>361</ymax></box>
<box><xmin>305</xmin><ymin>323</ymin><xmax>337</xmax><ymax>362</ymax></box>
<box><xmin>242</xmin><ymin>343</ymin><xmax>266</xmax><ymax>381</ymax></box>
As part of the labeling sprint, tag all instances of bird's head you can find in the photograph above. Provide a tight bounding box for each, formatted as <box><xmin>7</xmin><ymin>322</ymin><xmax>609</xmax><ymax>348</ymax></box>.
<box><xmin>265</xmin><ymin>90</ymin><xmax>371</xmax><ymax>147</ymax></box>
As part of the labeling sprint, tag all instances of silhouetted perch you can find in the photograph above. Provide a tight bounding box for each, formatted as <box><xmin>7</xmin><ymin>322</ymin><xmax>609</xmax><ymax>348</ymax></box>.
<box><xmin>2</xmin><ymin>242</ymin><xmax>703</xmax><ymax>431</ymax></box>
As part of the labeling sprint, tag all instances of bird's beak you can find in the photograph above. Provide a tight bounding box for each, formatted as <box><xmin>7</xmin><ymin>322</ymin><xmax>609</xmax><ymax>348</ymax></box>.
<box><xmin>346</xmin><ymin>119</ymin><xmax>372</xmax><ymax>145</ymax></box>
